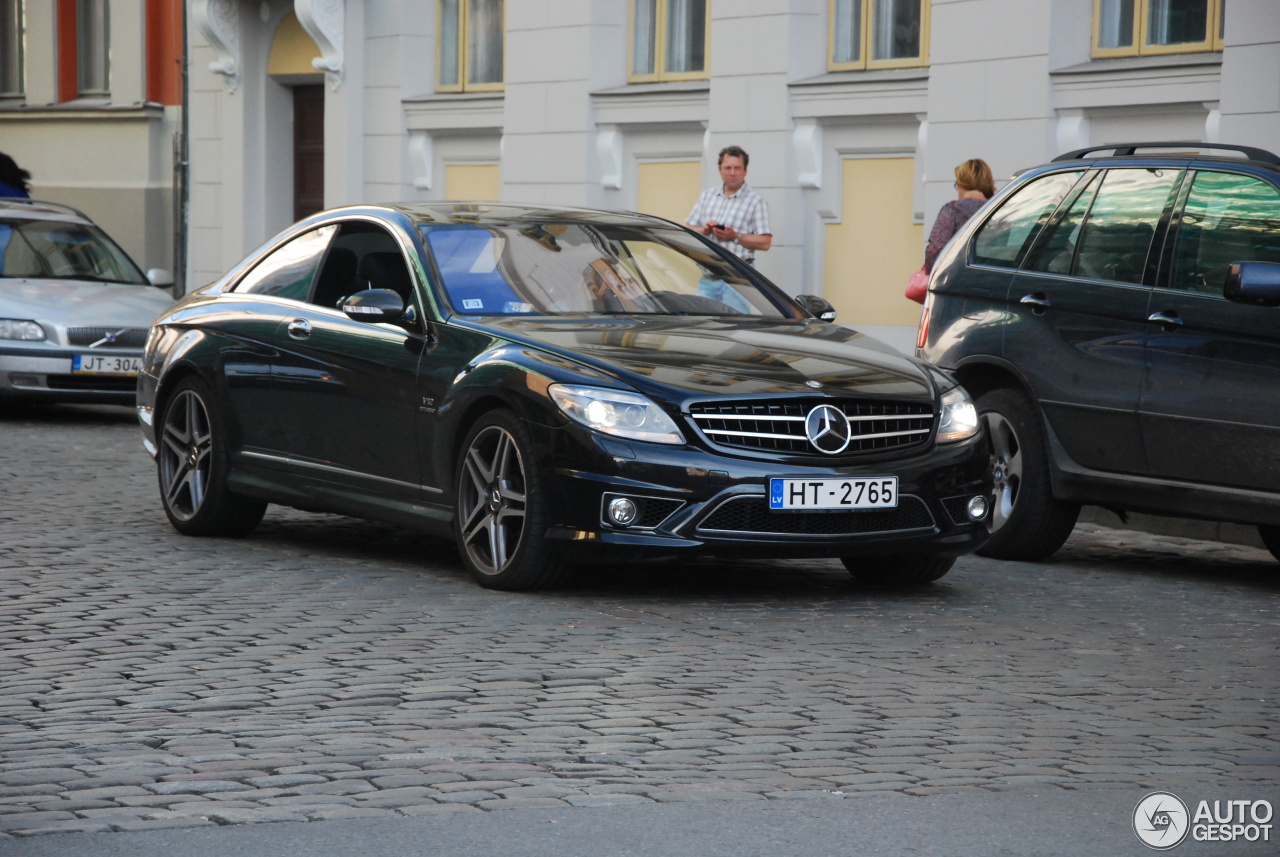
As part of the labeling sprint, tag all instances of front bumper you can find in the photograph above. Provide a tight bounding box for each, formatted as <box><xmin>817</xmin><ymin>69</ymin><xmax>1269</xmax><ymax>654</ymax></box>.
<box><xmin>0</xmin><ymin>347</ymin><xmax>142</xmax><ymax>403</ymax></box>
<box><xmin>533</xmin><ymin>421</ymin><xmax>993</xmax><ymax>561</ymax></box>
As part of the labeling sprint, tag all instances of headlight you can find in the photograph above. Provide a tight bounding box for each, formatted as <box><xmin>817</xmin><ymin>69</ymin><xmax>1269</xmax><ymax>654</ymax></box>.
<box><xmin>549</xmin><ymin>384</ymin><xmax>685</xmax><ymax>445</ymax></box>
<box><xmin>936</xmin><ymin>386</ymin><xmax>979</xmax><ymax>443</ymax></box>
<box><xmin>0</xmin><ymin>319</ymin><xmax>46</xmax><ymax>341</ymax></box>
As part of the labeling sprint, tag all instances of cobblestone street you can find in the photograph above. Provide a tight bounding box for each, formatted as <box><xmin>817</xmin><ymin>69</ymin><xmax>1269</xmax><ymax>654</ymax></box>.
<box><xmin>0</xmin><ymin>404</ymin><xmax>1277</xmax><ymax>845</ymax></box>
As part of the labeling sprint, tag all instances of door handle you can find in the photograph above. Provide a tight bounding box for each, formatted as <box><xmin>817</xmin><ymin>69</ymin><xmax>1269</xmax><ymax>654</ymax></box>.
<box><xmin>1019</xmin><ymin>293</ymin><xmax>1051</xmax><ymax>314</ymax></box>
<box><xmin>1147</xmin><ymin>310</ymin><xmax>1183</xmax><ymax>331</ymax></box>
<box><xmin>286</xmin><ymin>318</ymin><xmax>313</xmax><ymax>339</ymax></box>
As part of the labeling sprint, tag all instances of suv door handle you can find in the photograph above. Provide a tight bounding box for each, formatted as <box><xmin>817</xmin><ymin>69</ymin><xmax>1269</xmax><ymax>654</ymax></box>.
<box><xmin>1147</xmin><ymin>311</ymin><xmax>1183</xmax><ymax>331</ymax></box>
<box><xmin>286</xmin><ymin>318</ymin><xmax>313</xmax><ymax>339</ymax></box>
<box><xmin>1019</xmin><ymin>293</ymin><xmax>1051</xmax><ymax>314</ymax></box>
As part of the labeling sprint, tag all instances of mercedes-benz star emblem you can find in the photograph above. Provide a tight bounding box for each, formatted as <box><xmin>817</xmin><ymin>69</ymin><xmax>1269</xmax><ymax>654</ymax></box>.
<box><xmin>804</xmin><ymin>404</ymin><xmax>852</xmax><ymax>454</ymax></box>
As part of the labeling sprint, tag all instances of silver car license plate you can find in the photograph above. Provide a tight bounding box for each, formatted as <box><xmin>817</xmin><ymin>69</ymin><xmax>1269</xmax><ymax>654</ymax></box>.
<box><xmin>72</xmin><ymin>354</ymin><xmax>142</xmax><ymax>375</ymax></box>
<box><xmin>768</xmin><ymin>477</ymin><xmax>898</xmax><ymax>510</ymax></box>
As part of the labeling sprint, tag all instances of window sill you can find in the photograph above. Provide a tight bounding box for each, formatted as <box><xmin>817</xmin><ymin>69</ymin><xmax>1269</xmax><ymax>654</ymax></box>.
<box><xmin>1052</xmin><ymin>52</ymin><xmax>1222</xmax><ymax>76</ymax></box>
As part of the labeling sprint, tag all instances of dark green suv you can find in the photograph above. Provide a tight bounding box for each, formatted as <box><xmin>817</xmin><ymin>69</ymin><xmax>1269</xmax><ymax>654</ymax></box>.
<box><xmin>919</xmin><ymin>142</ymin><xmax>1280</xmax><ymax>562</ymax></box>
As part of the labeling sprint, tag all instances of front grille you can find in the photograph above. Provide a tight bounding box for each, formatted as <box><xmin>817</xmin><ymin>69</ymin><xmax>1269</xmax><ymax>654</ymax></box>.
<box><xmin>688</xmin><ymin>399</ymin><xmax>933</xmax><ymax>456</ymax></box>
<box><xmin>46</xmin><ymin>374</ymin><xmax>137</xmax><ymax>392</ymax></box>
<box><xmin>65</xmin><ymin>327</ymin><xmax>149</xmax><ymax>348</ymax></box>
<box><xmin>697</xmin><ymin>495</ymin><xmax>935</xmax><ymax>537</ymax></box>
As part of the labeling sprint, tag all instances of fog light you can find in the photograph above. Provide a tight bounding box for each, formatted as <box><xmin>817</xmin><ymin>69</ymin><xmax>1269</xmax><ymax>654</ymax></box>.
<box><xmin>607</xmin><ymin>497</ymin><xmax>638</xmax><ymax>527</ymax></box>
<box><xmin>967</xmin><ymin>496</ymin><xmax>989</xmax><ymax>521</ymax></box>
<box><xmin>9</xmin><ymin>374</ymin><xmax>41</xmax><ymax>388</ymax></box>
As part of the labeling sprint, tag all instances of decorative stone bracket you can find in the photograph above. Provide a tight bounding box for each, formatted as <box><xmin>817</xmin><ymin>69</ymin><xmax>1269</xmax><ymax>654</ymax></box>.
<box><xmin>296</xmin><ymin>0</ymin><xmax>345</xmax><ymax>91</ymax></box>
<box><xmin>191</xmin><ymin>0</ymin><xmax>240</xmax><ymax>92</ymax></box>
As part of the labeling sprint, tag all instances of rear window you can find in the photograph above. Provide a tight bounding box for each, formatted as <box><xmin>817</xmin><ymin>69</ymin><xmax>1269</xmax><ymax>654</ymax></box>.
<box><xmin>971</xmin><ymin>171</ymin><xmax>1082</xmax><ymax>269</ymax></box>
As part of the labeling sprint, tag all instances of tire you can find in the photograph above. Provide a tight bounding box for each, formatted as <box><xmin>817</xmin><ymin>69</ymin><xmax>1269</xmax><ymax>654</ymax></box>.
<box><xmin>1257</xmin><ymin>526</ymin><xmax>1280</xmax><ymax>563</ymax></box>
<box><xmin>454</xmin><ymin>410</ymin><xmax>570</xmax><ymax>590</ymax></box>
<box><xmin>976</xmin><ymin>386</ymin><xmax>1079</xmax><ymax>561</ymax></box>
<box><xmin>156</xmin><ymin>376</ymin><xmax>266</xmax><ymax>537</ymax></box>
<box><xmin>842</xmin><ymin>554</ymin><xmax>955</xmax><ymax>585</ymax></box>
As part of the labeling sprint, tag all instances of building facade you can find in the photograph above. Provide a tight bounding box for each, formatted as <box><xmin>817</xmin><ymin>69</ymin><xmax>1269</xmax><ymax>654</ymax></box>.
<box><xmin>12</xmin><ymin>1</ymin><xmax>1276</xmax><ymax>328</ymax></box>
<box><xmin>0</xmin><ymin>0</ymin><xmax>184</xmax><ymax>281</ymax></box>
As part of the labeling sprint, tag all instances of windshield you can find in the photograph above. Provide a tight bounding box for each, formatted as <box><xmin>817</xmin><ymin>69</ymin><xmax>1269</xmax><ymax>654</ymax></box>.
<box><xmin>420</xmin><ymin>221</ymin><xmax>790</xmax><ymax>318</ymax></box>
<box><xmin>0</xmin><ymin>218</ymin><xmax>149</xmax><ymax>284</ymax></box>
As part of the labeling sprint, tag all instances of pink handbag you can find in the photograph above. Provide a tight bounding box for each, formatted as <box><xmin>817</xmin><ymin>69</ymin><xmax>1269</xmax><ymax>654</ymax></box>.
<box><xmin>905</xmin><ymin>266</ymin><xmax>929</xmax><ymax>304</ymax></box>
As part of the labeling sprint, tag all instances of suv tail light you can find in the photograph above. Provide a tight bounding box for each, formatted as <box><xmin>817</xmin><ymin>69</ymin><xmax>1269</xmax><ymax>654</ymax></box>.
<box><xmin>915</xmin><ymin>304</ymin><xmax>930</xmax><ymax>350</ymax></box>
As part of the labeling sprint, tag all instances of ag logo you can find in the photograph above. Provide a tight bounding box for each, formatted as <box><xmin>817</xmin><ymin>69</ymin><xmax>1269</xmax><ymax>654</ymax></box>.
<box><xmin>1134</xmin><ymin>792</ymin><xmax>1190</xmax><ymax>849</ymax></box>
<box><xmin>804</xmin><ymin>404</ymin><xmax>851</xmax><ymax>454</ymax></box>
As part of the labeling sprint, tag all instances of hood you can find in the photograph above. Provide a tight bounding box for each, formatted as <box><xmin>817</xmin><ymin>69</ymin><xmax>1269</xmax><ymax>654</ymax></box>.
<box><xmin>0</xmin><ymin>278</ymin><xmax>174</xmax><ymax>331</ymax></box>
<box><xmin>467</xmin><ymin>315</ymin><xmax>935</xmax><ymax>401</ymax></box>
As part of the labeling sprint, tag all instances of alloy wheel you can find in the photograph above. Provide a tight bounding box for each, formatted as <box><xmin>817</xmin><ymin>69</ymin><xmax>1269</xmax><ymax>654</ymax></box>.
<box><xmin>985</xmin><ymin>410</ymin><xmax>1022</xmax><ymax>534</ymax></box>
<box><xmin>457</xmin><ymin>425</ymin><xmax>528</xmax><ymax>576</ymax></box>
<box><xmin>159</xmin><ymin>389</ymin><xmax>213</xmax><ymax>522</ymax></box>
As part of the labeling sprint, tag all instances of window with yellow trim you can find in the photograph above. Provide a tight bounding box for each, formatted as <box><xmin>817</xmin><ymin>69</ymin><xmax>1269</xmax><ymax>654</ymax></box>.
<box><xmin>829</xmin><ymin>0</ymin><xmax>929</xmax><ymax>71</ymax></box>
<box><xmin>1093</xmin><ymin>0</ymin><xmax>1224</xmax><ymax>58</ymax></box>
<box><xmin>437</xmin><ymin>0</ymin><xmax>503</xmax><ymax>92</ymax></box>
<box><xmin>0</xmin><ymin>0</ymin><xmax>22</xmax><ymax>97</ymax></box>
<box><xmin>630</xmin><ymin>0</ymin><xmax>709</xmax><ymax>83</ymax></box>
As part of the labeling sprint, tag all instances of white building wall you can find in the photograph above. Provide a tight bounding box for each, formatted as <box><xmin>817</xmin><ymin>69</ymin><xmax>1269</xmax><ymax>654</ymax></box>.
<box><xmin>180</xmin><ymin>0</ymin><xmax>1280</xmax><ymax>302</ymax></box>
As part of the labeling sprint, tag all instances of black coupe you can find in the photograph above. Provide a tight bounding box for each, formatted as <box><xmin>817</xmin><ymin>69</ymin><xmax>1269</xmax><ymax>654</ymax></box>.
<box><xmin>138</xmin><ymin>203</ymin><xmax>991</xmax><ymax>589</ymax></box>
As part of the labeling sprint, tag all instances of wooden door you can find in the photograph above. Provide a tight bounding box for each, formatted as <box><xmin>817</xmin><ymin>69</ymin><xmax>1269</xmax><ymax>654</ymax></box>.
<box><xmin>293</xmin><ymin>84</ymin><xmax>325</xmax><ymax>221</ymax></box>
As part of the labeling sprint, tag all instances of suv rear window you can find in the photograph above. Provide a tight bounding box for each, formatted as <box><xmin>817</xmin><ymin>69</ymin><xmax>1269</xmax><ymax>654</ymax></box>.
<box><xmin>971</xmin><ymin>171</ymin><xmax>1081</xmax><ymax>269</ymax></box>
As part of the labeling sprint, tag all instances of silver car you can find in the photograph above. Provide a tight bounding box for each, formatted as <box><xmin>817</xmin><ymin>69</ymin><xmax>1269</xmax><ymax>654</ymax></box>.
<box><xmin>0</xmin><ymin>199</ymin><xmax>174</xmax><ymax>403</ymax></box>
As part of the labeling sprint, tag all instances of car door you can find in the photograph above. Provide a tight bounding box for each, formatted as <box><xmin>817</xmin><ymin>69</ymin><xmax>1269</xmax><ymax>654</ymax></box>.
<box><xmin>270</xmin><ymin>220</ymin><xmax>425</xmax><ymax>500</ymax></box>
<box><xmin>1003</xmin><ymin>166</ymin><xmax>1181</xmax><ymax>475</ymax></box>
<box><xmin>223</xmin><ymin>224</ymin><xmax>337</xmax><ymax>456</ymax></box>
<box><xmin>1140</xmin><ymin>167</ymin><xmax>1280</xmax><ymax>490</ymax></box>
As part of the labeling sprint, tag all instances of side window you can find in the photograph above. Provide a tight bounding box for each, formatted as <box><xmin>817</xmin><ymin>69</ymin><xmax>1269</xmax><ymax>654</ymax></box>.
<box><xmin>1025</xmin><ymin>174</ymin><xmax>1102</xmax><ymax>275</ymax></box>
<box><xmin>971</xmin><ymin>171</ymin><xmax>1081</xmax><ymax>269</ymax></box>
<box><xmin>235</xmin><ymin>225</ymin><xmax>336</xmax><ymax>299</ymax></box>
<box><xmin>1070</xmin><ymin>168</ymin><xmax>1179</xmax><ymax>285</ymax></box>
<box><xmin>1171</xmin><ymin>172</ymin><xmax>1280</xmax><ymax>294</ymax></box>
<box><xmin>311</xmin><ymin>221</ymin><xmax>414</xmax><ymax>309</ymax></box>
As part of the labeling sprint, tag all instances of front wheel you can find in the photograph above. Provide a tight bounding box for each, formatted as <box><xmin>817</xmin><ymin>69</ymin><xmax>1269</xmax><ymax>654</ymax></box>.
<box><xmin>976</xmin><ymin>386</ymin><xmax>1078</xmax><ymax>561</ymax></box>
<box><xmin>842</xmin><ymin>555</ymin><xmax>955</xmax><ymax>586</ymax></box>
<box><xmin>157</xmin><ymin>376</ymin><xmax>266</xmax><ymax>537</ymax></box>
<box><xmin>454</xmin><ymin>410</ymin><xmax>570</xmax><ymax>590</ymax></box>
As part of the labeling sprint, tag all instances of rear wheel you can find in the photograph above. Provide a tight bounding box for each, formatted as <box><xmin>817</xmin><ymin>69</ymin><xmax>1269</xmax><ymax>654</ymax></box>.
<box><xmin>976</xmin><ymin>386</ymin><xmax>1078</xmax><ymax>561</ymax></box>
<box><xmin>157</xmin><ymin>376</ymin><xmax>266</xmax><ymax>537</ymax></box>
<box><xmin>1257</xmin><ymin>526</ymin><xmax>1280</xmax><ymax>563</ymax></box>
<box><xmin>842</xmin><ymin>554</ymin><xmax>955</xmax><ymax>586</ymax></box>
<box><xmin>454</xmin><ymin>410</ymin><xmax>570</xmax><ymax>590</ymax></box>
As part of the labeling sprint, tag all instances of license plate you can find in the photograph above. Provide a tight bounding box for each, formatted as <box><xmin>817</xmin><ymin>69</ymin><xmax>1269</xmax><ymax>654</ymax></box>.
<box><xmin>72</xmin><ymin>354</ymin><xmax>141</xmax><ymax>375</ymax></box>
<box><xmin>768</xmin><ymin>477</ymin><xmax>898</xmax><ymax>510</ymax></box>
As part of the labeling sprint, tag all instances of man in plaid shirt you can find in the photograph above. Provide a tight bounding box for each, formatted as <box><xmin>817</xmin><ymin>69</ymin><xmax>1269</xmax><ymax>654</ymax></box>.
<box><xmin>687</xmin><ymin>146</ymin><xmax>772</xmax><ymax>264</ymax></box>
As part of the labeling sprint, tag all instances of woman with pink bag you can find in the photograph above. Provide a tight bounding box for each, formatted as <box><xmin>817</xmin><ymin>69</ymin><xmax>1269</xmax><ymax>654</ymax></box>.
<box><xmin>906</xmin><ymin>158</ymin><xmax>995</xmax><ymax>303</ymax></box>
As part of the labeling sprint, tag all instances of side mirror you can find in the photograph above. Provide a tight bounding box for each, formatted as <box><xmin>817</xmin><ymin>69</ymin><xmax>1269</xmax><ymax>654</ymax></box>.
<box><xmin>1224</xmin><ymin>261</ymin><xmax>1280</xmax><ymax>307</ymax></box>
<box><xmin>794</xmin><ymin>294</ymin><xmax>837</xmax><ymax>322</ymax></box>
<box><xmin>341</xmin><ymin>288</ymin><xmax>406</xmax><ymax>323</ymax></box>
<box><xmin>147</xmin><ymin>268</ymin><xmax>175</xmax><ymax>287</ymax></box>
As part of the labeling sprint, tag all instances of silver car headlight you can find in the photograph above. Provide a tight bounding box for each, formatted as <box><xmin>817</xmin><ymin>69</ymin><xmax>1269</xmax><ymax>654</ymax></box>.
<box><xmin>0</xmin><ymin>319</ymin><xmax>46</xmax><ymax>341</ymax></box>
<box><xmin>549</xmin><ymin>384</ymin><xmax>685</xmax><ymax>445</ymax></box>
<box><xmin>936</xmin><ymin>386</ymin><xmax>979</xmax><ymax>443</ymax></box>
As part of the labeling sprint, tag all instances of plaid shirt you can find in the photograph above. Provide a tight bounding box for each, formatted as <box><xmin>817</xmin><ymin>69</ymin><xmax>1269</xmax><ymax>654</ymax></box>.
<box><xmin>687</xmin><ymin>183</ymin><xmax>771</xmax><ymax>262</ymax></box>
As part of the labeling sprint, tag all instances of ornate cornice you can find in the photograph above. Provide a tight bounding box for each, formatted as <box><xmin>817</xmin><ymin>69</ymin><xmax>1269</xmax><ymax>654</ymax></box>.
<box><xmin>296</xmin><ymin>0</ymin><xmax>345</xmax><ymax>91</ymax></box>
<box><xmin>191</xmin><ymin>0</ymin><xmax>240</xmax><ymax>93</ymax></box>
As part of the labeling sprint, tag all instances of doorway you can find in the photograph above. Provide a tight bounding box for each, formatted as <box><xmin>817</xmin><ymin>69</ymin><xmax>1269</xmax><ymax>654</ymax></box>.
<box><xmin>293</xmin><ymin>84</ymin><xmax>324</xmax><ymax>221</ymax></box>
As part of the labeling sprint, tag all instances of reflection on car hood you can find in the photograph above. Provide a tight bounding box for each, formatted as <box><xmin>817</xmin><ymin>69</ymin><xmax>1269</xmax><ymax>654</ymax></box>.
<box><xmin>0</xmin><ymin>278</ymin><xmax>174</xmax><ymax>329</ymax></box>
<box><xmin>471</xmin><ymin>315</ymin><xmax>934</xmax><ymax>400</ymax></box>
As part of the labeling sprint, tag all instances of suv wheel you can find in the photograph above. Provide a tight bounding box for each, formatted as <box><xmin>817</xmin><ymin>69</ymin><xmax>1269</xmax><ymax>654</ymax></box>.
<box><xmin>976</xmin><ymin>387</ymin><xmax>1079</xmax><ymax>561</ymax></box>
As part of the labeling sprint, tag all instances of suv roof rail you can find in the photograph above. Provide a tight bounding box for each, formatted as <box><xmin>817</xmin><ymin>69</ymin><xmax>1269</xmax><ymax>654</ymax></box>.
<box><xmin>0</xmin><ymin>197</ymin><xmax>93</xmax><ymax>220</ymax></box>
<box><xmin>1053</xmin><ymin>141</ymin><xmax>1280</xmax><ymax>166</ymax></box>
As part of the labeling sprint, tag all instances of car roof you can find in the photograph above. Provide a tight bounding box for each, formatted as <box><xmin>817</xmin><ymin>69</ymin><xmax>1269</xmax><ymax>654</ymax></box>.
<box><xmin>0</xmin><ymin>198</ymin><xmax>94</xmax><ymax>224</ymax></box>
<box><xmin>1050</xmin><ymin>141</ymin><xmax>1280</xmax><ymax>169</ymax></box>
<box><xmin>324</xmin><ymin>202</ymin><xmax>680</xmax><ymax>229</ymax></box>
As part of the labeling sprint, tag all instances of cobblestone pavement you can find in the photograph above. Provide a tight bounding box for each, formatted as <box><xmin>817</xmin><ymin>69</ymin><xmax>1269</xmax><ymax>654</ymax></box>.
<box><xmin>0</xmin><ymin>404</ymin><xmax>1277</xmax><ymax>840</ymax></box>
